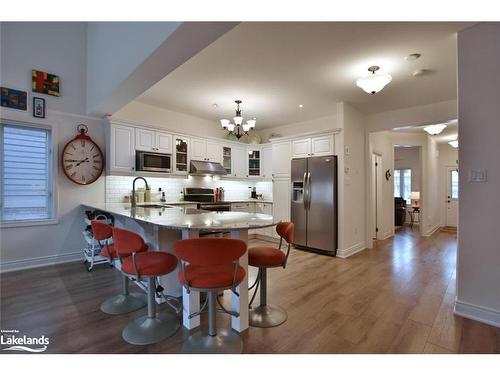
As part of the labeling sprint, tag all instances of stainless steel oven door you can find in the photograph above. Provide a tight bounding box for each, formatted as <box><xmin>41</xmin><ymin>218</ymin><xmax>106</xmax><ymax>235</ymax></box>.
<box><xmin>136</xmin><ymin>151</ymin><xmax>171</xmax><ymax>172</ymax></box>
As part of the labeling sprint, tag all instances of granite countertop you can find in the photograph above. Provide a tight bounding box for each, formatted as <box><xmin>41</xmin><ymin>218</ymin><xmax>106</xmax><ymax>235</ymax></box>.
<box><xmin>162</xmin><ymin>199</ymin><xmax>273</xmax><ymax>205</ymax></box>
<box><xmin>83</xmin><ymin>203</ymin><xmax>278</xmax><ymax>231</ymax></box>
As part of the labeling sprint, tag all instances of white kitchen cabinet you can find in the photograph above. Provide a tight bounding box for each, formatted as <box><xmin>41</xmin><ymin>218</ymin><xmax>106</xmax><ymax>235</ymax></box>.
<box><xmin>272</xmin><ymin>178</ymin><xmax>291</xmax><ymax>239</ymax></box>
<box><xmin>247</xmin><ymin>147</ymin><xmax>261</xmax><ymax>177</ymax></box>
<box><xmin>231</xmin><ymin>202</ymin><xmax>254</xmax><ymax>213</ymax></box>
<box><xmin>231</xmin><ymin>145</ymin><xmax>247</xmax><ymax>178</ymax></box>
<box><xmin>261</xmin><ymin>146</ymin><xmax>273</xmax><ymax>178</ymax></box>
<box><xmin>110</xmin><ymin>123</ymin><xmax>135</xmax><ymax>173</ymax></box>
<box><xmin>255</xmin><ymin>202</ymin><xmax>274</xmax><ymax>237</ymax></box>
<box><xmin>292</xmin><ymin>134</ymin><xmax>334</xmax><ymax>158</ymax></box>
<box><xmin>135</xmin><ymin>128</ymin><xmax>172</xmax><ymax>154</ymax></box>
<box><xmin>190</xmin><ymin>138</ymin><xmax>221</xmax><ymax>162</ymax></box>
<box><xmin>272</xmin><ymin>141</ymin><xmax>291</xmax><ymax>178</ymax></box>
<box><xmin>173</xmin><ymin>136</ymin><xmax>189</xmax><ymax>174</ymax></box>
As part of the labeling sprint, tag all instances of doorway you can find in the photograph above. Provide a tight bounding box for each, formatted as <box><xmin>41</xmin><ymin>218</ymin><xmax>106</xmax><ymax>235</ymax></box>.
<box><xmin>372</xmin><ymin>153</ymin><xmax>383</xmax><ymax>239</ymax></box>
<box><xmin>445</xmin><ymin>166</ymin><xmax>459</xmax><ymax>227</ymax></box>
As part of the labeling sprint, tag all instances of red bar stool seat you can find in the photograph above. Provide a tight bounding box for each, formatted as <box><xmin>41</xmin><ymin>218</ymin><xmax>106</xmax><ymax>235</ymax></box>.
<box><xmin>248</xmin><ymin>222</ymin><xmax>295</xmax><ymax>328</ymax></box>
<box><xmin>91</xmin><ymin>220</ymin><xmax>147</xmax><ymax>315</ymax></box>
<box><xmin>175</xmin><ymin>238</ymin><xmax>246</xmax><ymax>354</ymax></box>
<box><xmin>113</xmin><ymin>227</ymin><xmax>180</xmax><ymax>345</ymax></box>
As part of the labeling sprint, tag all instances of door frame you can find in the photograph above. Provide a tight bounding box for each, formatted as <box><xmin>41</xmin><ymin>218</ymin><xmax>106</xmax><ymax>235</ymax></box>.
<box><xmin>372</xmin><ymin>153</ymin><xmax>383</xmax><ymax>240</ymax></box>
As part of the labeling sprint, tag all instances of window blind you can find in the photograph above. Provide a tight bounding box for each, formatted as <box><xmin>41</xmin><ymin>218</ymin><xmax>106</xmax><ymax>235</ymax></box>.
<box><xmin>1</xmin><ymin>124</ymin><xmax>52</xmax><ymax>222</ymax></box>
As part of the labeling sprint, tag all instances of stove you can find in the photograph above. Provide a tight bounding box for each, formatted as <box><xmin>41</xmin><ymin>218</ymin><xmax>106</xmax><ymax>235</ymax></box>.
<box><xmin>183</xmin><ymin>187</ymin><xmax>231</xmax><ymax>212</ymax></box>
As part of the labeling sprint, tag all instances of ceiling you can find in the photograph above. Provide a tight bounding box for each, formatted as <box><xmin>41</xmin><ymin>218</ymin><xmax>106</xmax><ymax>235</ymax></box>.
<box><xmin>392</xmin><ymin>120</ymin><xmax>458</xmax><ymax>144</ymax></box>
<box><xmin>136</xmin><ymin>22</ymin><xmax>472</xmax><ymax>129</ymax></box>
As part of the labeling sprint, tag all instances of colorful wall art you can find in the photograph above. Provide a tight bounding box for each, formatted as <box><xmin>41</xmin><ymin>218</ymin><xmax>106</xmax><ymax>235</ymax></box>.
<box><xmin>1</xmin><ymin>87</ymin><xmax>28</xmax><ymax>110</ymax></box>
<box><xmin>32</xmin><ymin>69</ymin><xmax>60</xmax><ymax>97</ymax></box>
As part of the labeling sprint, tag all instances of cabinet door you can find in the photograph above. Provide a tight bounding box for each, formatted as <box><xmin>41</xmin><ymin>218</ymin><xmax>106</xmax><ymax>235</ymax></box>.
<box><xmin>261</xmin><ymin>146</ymin><xmax>273</xmax><ymax>178</ymax></box>
<box><xmin>231</xmin><ymin>203</ymin><xmax>247</xmax><ymax>212</ymax></box>
<box><xmin>111</xmin><ymin>124</ymin><xmax>136</xmax><ymax>173</ymax></box>
<box><xmin>173</xmin><ymin>136</ymin><xmax>189</xmax><ymax>174</ymax></box>
<box><xmin>156</xmin><ymin>131</ymin><xmax>172</xmax><ymax>154</ymax></box>
<box><xmin>206</xmin><ymin>141</ymin><xmax>222</xmax><ymax>163</ymax></box>
<box><xmin>247</xmin><ymin>148</ymin><xmax>261</xmax><ymax>177</ymax></box>
<box><xmin>311</xmin><ymin>135</ymin><xmax>334</xmax><ymax>156</ymax></box>
<box><xmin>135</xmin><ymin>128</ymin><xmax>155</xmax><ymax>152</ymax></box>
<box><xmin>232</xmin><ymin>146</ymin><xmax>247</xmax><ymax>177</ymax></box>
<box><xmin>292</xmin><ymin>138</ymin><xmax>311</xmax><ymax>158</ymax></box>
<box><xmin>272</xmin><ymin>179</ymin><xmax>291</xmax><ymax>238</ymax></box>
<box><xmin>190</xmin><ymin>138</ymin><xmax>206</xmax><ymax>161</ymax></box>
<box><xmin>272</xmin><ymin>141</ymin><xmax>291</xmax><ymax>178</ymax></box>
<box><xmin>222</xmin><ymin>146</ymin><xmax>232</xmax><ymax>174</ymax></box>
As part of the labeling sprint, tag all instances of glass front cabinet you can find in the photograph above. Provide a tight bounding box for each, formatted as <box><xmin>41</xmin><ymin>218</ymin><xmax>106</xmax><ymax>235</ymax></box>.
<box><xmin>174</xmin><ymin>136</ymin><xmax>189</xmax><ymax>174</ymax></box>
<box><xmin>222</xmin><ymin>146</ymin><xmax>232</xmax><ymax>174</ymax></box>
<box><xmin>247</xmin><ymin>148</ymin><xmax>261</xmax><ymax>176</ymax></box>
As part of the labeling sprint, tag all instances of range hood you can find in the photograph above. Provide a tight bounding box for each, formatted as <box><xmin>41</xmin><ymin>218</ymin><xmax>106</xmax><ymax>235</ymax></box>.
<box><xmin>189</xmin><ymin>160</ymin><xmax>227</xmax><ymax>176</ymax></box>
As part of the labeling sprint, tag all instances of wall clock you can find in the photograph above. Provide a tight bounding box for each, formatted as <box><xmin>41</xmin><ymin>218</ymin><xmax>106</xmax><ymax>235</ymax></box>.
<box><xmin>62</xmin><ymin>124</ymin><xmax>104</xmax><ymax>185</ymax></box>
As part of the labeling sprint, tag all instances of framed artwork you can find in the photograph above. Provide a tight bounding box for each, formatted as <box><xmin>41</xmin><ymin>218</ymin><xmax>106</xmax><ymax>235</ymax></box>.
<box><xmin>32</xmin><ymin>69</ymin><xmax>60</xmax><ymax>97</ymax></box>
<box><xmin>0</xmin><ymin>87</ymin><xmax>28</xmax><ymax>111</ymax></box>
<box><xmin>33</xmin><ymin>97</ymin><xmax>46</xmax><ymax>118</ymax></box>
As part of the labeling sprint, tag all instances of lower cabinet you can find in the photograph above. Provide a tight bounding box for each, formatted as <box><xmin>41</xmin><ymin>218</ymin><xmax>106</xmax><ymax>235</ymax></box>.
<box><xmin>272</xmin><ymin>178</ymin><xmax>291</xmax><ymax>239</ymax></box>
<box><xmin>255</xmin><ymin>202</ymin><xmax>274</xmax><ymax>237</ymax></box>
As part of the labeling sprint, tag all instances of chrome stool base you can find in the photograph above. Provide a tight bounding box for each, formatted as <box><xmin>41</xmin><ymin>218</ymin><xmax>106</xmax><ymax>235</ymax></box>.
<box><xmin>100</xmin><ymin>293</ymin><xmax>147</xmax><ymax>315</ymax></box>
<box><xmin>181</xmin><ymin>329</ymin><xmax>243</xmax><ymax>354</ymax></box>
<box><xmin>122</xmin><ymin>312</ymin><xmax>180</xmax><ymax>345</ymax></box>
<box><xmin>249</xmin><ymin>304</ymin><xmax>287</xmax><ymax>328</ymax></box>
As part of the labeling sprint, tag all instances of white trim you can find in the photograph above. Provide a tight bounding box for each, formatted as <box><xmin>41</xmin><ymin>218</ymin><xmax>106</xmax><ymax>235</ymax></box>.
<box><xmin>454</xmin><ymin>300</ymin><xmax>500</xmax><ymax>328</ymax></box>
<box><xmin>381</xmin><ymin>230</ymin><xmax>394</xmax><ymax>240</ymax></box>
<box><xmin>336</xmin><ymin>241</ymin><xmax>366</xmax><ymax>258</ymax></box>
<box><xmin>423</xmin><ymin>224</ymin><xmax>441</xmax><ymax>237</ymax></box>
<box><xmin>269</xmin><ymin>128</ymin><xmax>342</xmax><ymax>143</ymax></box>
<box><xmin>0</xmin><ymin>251</ymin><xmax>82</xmax><ymax>273</ymax></box>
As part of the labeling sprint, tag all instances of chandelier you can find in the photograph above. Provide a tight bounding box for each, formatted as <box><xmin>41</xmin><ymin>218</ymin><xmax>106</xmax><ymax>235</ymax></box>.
<box><xmin>356</xmin><ymin>66</ymin><xmax>392</xmax><ymax>94</ymax></box>
<box><xmin>220</xmin><ymin>100</ymin><xmax>256</xmax><ymax>139</ymax></box>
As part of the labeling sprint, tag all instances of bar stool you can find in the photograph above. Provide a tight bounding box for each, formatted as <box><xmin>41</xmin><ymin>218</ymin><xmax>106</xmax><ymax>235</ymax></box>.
<box><xmin>248</xmin><ymin>222</ymin><xmax>295</xmax><ymax>328</ymax></box>
<box><xmin>174</xmin><ymin>238</ymin><xmax>246</xmax><ymax>354</ymax></box>
<box><xmin>91</xmin><ymin>220</ymin><xmax>148</xmax><ymax>315</ymax></box>
<box><xmin>113</xmin><ymin>227</ymin><xmax>180</xmax><ymax>345</ymax></box>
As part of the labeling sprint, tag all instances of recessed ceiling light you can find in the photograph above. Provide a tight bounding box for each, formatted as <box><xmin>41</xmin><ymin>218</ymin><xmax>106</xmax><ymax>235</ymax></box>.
<box><xmin>212</xmin><ymin>103</ymin><xmax>218</xmax><ymax>109</ymax></box>
<box><xmin>405</xmin><ymin>53</ymin><xmax>421</xmax><ymax>61</ymax></box>
<box><xmin>299</xmin><ymin>104</ymin><xmax>304</xmax><ymax>108</ymax></box>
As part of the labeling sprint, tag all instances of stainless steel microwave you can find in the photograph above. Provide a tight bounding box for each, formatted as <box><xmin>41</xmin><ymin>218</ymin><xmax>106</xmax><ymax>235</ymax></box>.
<box><xmin>136</xmin><ymin>151</ymin><xmax>171</xmax><ymax>173</ymax></box>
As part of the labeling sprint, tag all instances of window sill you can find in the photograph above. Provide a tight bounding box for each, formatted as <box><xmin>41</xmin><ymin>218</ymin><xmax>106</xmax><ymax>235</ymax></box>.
<box><xmin>0</xmin><ymin>218</ymin><xmax>59</xmax><ymax>228</ymax></box>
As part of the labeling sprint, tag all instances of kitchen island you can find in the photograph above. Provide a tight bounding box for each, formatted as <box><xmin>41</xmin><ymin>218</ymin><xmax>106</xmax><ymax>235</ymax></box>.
<box><xmin>82</xmin><ymin>203</ymin><xmax>278</xmax><ymax>333</ymax></box>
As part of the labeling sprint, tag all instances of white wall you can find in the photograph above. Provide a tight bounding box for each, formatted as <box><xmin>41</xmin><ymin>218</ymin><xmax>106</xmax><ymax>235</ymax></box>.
<box><xmin>394</xmin><ymin>147</ymin><xmax>421</xmax><ymax>192</ymax></box>
<box><xmin>455</xmin><ymin>23</ymin><xmax>500</xmax><ymax>327</ymax></box>
<box><xmin>258</xmin><ymin>114</ymin><xmax>337</xmax><ymax>143</ymax></box>
<box><xmin>1</xmin><ymin>22</ymin><xmax>87</xmax><ymax>115</ymax></box>
<box><xmin>86</xmin><ymin>22</ymin><xmax>181</xmax><ymax>114</ymax></box>
<box><xmin>112</xmin><ymin>100</ymin><xmax>227</xmax><ymax>139</ymax></box>
<box><xmin>337</xmin><ymin>103</ymin><xmax>366</xmax><ymax>257</ymax></box>
<box><xmin>0</xmin><ymin>22</ymin><xmax>106</xmax><ymax>272</ymax></box>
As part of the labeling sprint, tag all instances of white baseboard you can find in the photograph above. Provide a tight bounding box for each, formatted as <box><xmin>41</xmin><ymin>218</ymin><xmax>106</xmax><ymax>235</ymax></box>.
<box><xmin>336</xmin><ymin>241</ymin><xmax>366</xmax><ymax>258</ymax></box>
<box><xmin>0</xmin><ymin>251</ymin><xmax>82</xmax><ymax>273</ymax></box>
<box><xmin>381</xmin><ymin>231</ymin><xmax>394</xmax><ymax>240</ymax></box>
<box><xmin>454</xmin><ymin>300</ymin><xmax>500</xmax><ymax>328</ymax></box>
<box><xmin>423</xmin><ymin>224</ymin><xmax>441</xmax><ymax>237</ymax></box>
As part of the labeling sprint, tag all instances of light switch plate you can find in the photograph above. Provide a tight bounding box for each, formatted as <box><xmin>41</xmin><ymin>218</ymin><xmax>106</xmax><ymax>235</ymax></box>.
<box><xmin>344</xmin><ymin>146</ymin><xmax>350</xmax><ymax>156</ymax></box>
<box><xmin>469</xmin><ymin>169</ymin><xmax>487</xmax><ymax>183</ymax></box>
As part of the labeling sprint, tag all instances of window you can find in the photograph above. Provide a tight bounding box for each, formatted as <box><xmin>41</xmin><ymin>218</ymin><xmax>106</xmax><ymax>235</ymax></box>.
<box><xmin>450</xmin><ymin>169</ymin><xmax>459</xmax><ymax>199</ymax></box>
<box><xmin>394</xmin><ymin>168</ymin><xmax>412</xmax><ymax>205</ymax></box>
<box><xmin>1</xmin><ymin>122</ymin><xmax>54</xmax><ymax>223</ymax></box>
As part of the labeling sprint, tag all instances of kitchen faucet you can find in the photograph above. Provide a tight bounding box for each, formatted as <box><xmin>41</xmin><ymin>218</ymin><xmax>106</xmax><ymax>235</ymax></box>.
<box><xmin>131</xmin><ymin>177</ymin><xmax>149</xmax><ymax>208</ymax></box>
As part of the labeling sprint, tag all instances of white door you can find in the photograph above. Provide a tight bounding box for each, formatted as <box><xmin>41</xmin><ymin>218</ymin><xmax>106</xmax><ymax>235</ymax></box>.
<box><xmin>206</xmin><ymin>141</ymin><xmax>222</xmax><ymax>163</ymax></box>
<box><xmin>155</xmin><ymin>131</ymin><xmax>172</xmax><ymax>154</ymax></box>
<box><xmin>272</xmin><ymin>141</ymin><xmax>291</xmax><ymax>178</ymax></box>
<box><xmin>292</xmin><ymin>138</ymin><xmax>311</xmax><ymax>158</ymax></box>
<box><xmin>311</xmin><ymin>135</ymin><xmax>334</xmax><ymax>156</ymax></box>
<box><xmin>272</xmin><ymin>178</ymin><xmax>291</xmax><ymax>238</ymax></box>
<box><xmin>372</xmin><ymin>154</ymin><xmax>383</xmax><ymax>239</ymax></box>
<box><xmin>232</xmin><ymin>146</ymin><xmax>247</xmax><ymax>177</ymax></box>
<box><xmin>261</xmin><ymin>146</ymin><xmax>273</xmax><ymax>178</ymax></box>
<box><xmin>135</xmin><ymin>128</ymin><xmax>155</xmax><ymax>152</ymax></box>
<box><xmin>111</xmin><ymin>124</ymin><xmax>136</xmax><ymax>173</ymax></box>
<box><xmin>446</xmin><ymin>167</ymin><xmax>459</xmax><ymax>227</ymax></box>
<box><xmin>190</xmin><ymin>138</ymin><xmax>207</xmax><ymax>161</ymax></box>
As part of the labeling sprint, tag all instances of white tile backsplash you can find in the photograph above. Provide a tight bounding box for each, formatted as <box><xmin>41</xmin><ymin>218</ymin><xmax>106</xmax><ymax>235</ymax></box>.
<box><xmin>106</xmin><ymin>175</ymin><xmax>273</xmax><ymax>203</ymax></box>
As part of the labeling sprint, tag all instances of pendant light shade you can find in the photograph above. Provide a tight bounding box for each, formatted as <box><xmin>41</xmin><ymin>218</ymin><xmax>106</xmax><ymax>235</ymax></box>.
<box><xmin>356</xmin><ymin>66</ymin><xmax>392</xmax><ymax>94</ymax></box>
<box><xmin>448</xmin><ymin>140</ymin><xmax>459</xmax><ymax>148</ymax></box>
<box><xmin>423</xmin><ymin>124</ymin><xmax>447</xmax><ymax>135</ymax></box>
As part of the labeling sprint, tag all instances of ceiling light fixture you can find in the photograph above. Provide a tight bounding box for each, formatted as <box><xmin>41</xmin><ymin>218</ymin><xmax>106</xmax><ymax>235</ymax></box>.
<box><xmin>448</xmin><ymin>140</ymin><xmax>459</xmax><ymax>148</ymax></box>
<box><xmin>299</xmin><ymin>104</ymin><xmax>304</xmax><ymax>108</ymax></box>
<box><xmin>405</xmin><ymin>53</ymin><xmax>421</xmax><ymax>61</ymax></box>
<box><xmin>423</xmin><ymin>124</ymin><xmax>447</xmax><ymax>135</ymax></box>
<box><xmin>356</xmin><ymin>66</ymin><xmax>392</xmax><ymax>94</ymax></box>
<box><xmin>220</xmin><ymin>100</ymin><xmax>256</xmax><ymax>139</ymax></box>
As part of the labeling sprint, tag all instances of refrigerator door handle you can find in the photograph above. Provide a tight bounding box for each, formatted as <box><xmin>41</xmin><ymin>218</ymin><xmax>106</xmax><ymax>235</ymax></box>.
<box><xmin>305</xmin><ymin>172</ymin><xmax>311</xmax><ymax>210</ymax></box>
<box><xmin>302</xmin><ymin>172</ymin><xmax>307</xmax><ymax>209</ymax></box>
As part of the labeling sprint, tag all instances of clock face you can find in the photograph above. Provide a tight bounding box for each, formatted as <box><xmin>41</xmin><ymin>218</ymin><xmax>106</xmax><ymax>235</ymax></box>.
<box><xmin>62</xmin><ymin>137</ymin><xmax>103</xmax><ymax>185</ymax></box>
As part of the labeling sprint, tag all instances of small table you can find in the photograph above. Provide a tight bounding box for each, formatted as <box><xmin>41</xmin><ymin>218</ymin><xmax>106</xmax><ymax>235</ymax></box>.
<box><xmin>408</xmin><ymin>206</ymin><xmax>420</xmax><ymax>227</ymax></box>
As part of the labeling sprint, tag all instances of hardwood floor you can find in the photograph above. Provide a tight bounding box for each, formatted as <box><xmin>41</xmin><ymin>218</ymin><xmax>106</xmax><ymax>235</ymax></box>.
<box><xmin>1</xmin><ymin>226</ymin><xmax>499</xmax><ymax>354</ymax></box>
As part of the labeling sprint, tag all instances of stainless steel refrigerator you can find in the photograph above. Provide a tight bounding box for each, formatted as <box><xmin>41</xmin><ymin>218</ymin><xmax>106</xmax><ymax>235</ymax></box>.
<box><xmin>291</xmin><ymin>155</ymin><xmax>338</xmax><ymax>255</ymax></box>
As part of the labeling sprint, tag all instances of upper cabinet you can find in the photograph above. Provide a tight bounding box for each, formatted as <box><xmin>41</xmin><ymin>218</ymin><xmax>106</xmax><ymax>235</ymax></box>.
<box><xmin>135</xmin><ymin>128</ymin><xmax>172</xmax><ymax>154</ymax></box>
<box><xmin>272</xmin><ymin>141</ymin><xmax>291</xmax><ymax>178</ymax></box>
<box><xmin>109</xmin><ymin>123</ymin><xmax>136</xmax><ymax>173</ymax></box>
<box><xmin>232</xmin><ymin>146</ymin><xmax>247</xmax><ymax>178</ymax></box>
<box><xmin>292</xmin><ymin>134</ymin><xmax>334</xmax><ymax>158</ymax></box>
<box><xmin>191</xmin><ymin>138</ymin><xmax>222</xmax><ymax>163</ymax></box>
<box><xmin>261</xmin><ymin>145</ymin><xmax>273</xmax><ymax>178</ymax></box>
<box><xmin>173</xmin><ymin>135</ymin><xmax>189</xmax><ymax>174</ymax></box>
<box><xmin>247</xmin><ymin>147</ymin><xmax>261</xmax><ymax>177</ymax></box>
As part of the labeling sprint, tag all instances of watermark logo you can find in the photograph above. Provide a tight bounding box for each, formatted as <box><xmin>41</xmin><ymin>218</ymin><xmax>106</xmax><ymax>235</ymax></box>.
<box><xmin>1</xmin><ymin>329</ymin><xmax>49</xmax><ymax>353</ymax></box>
